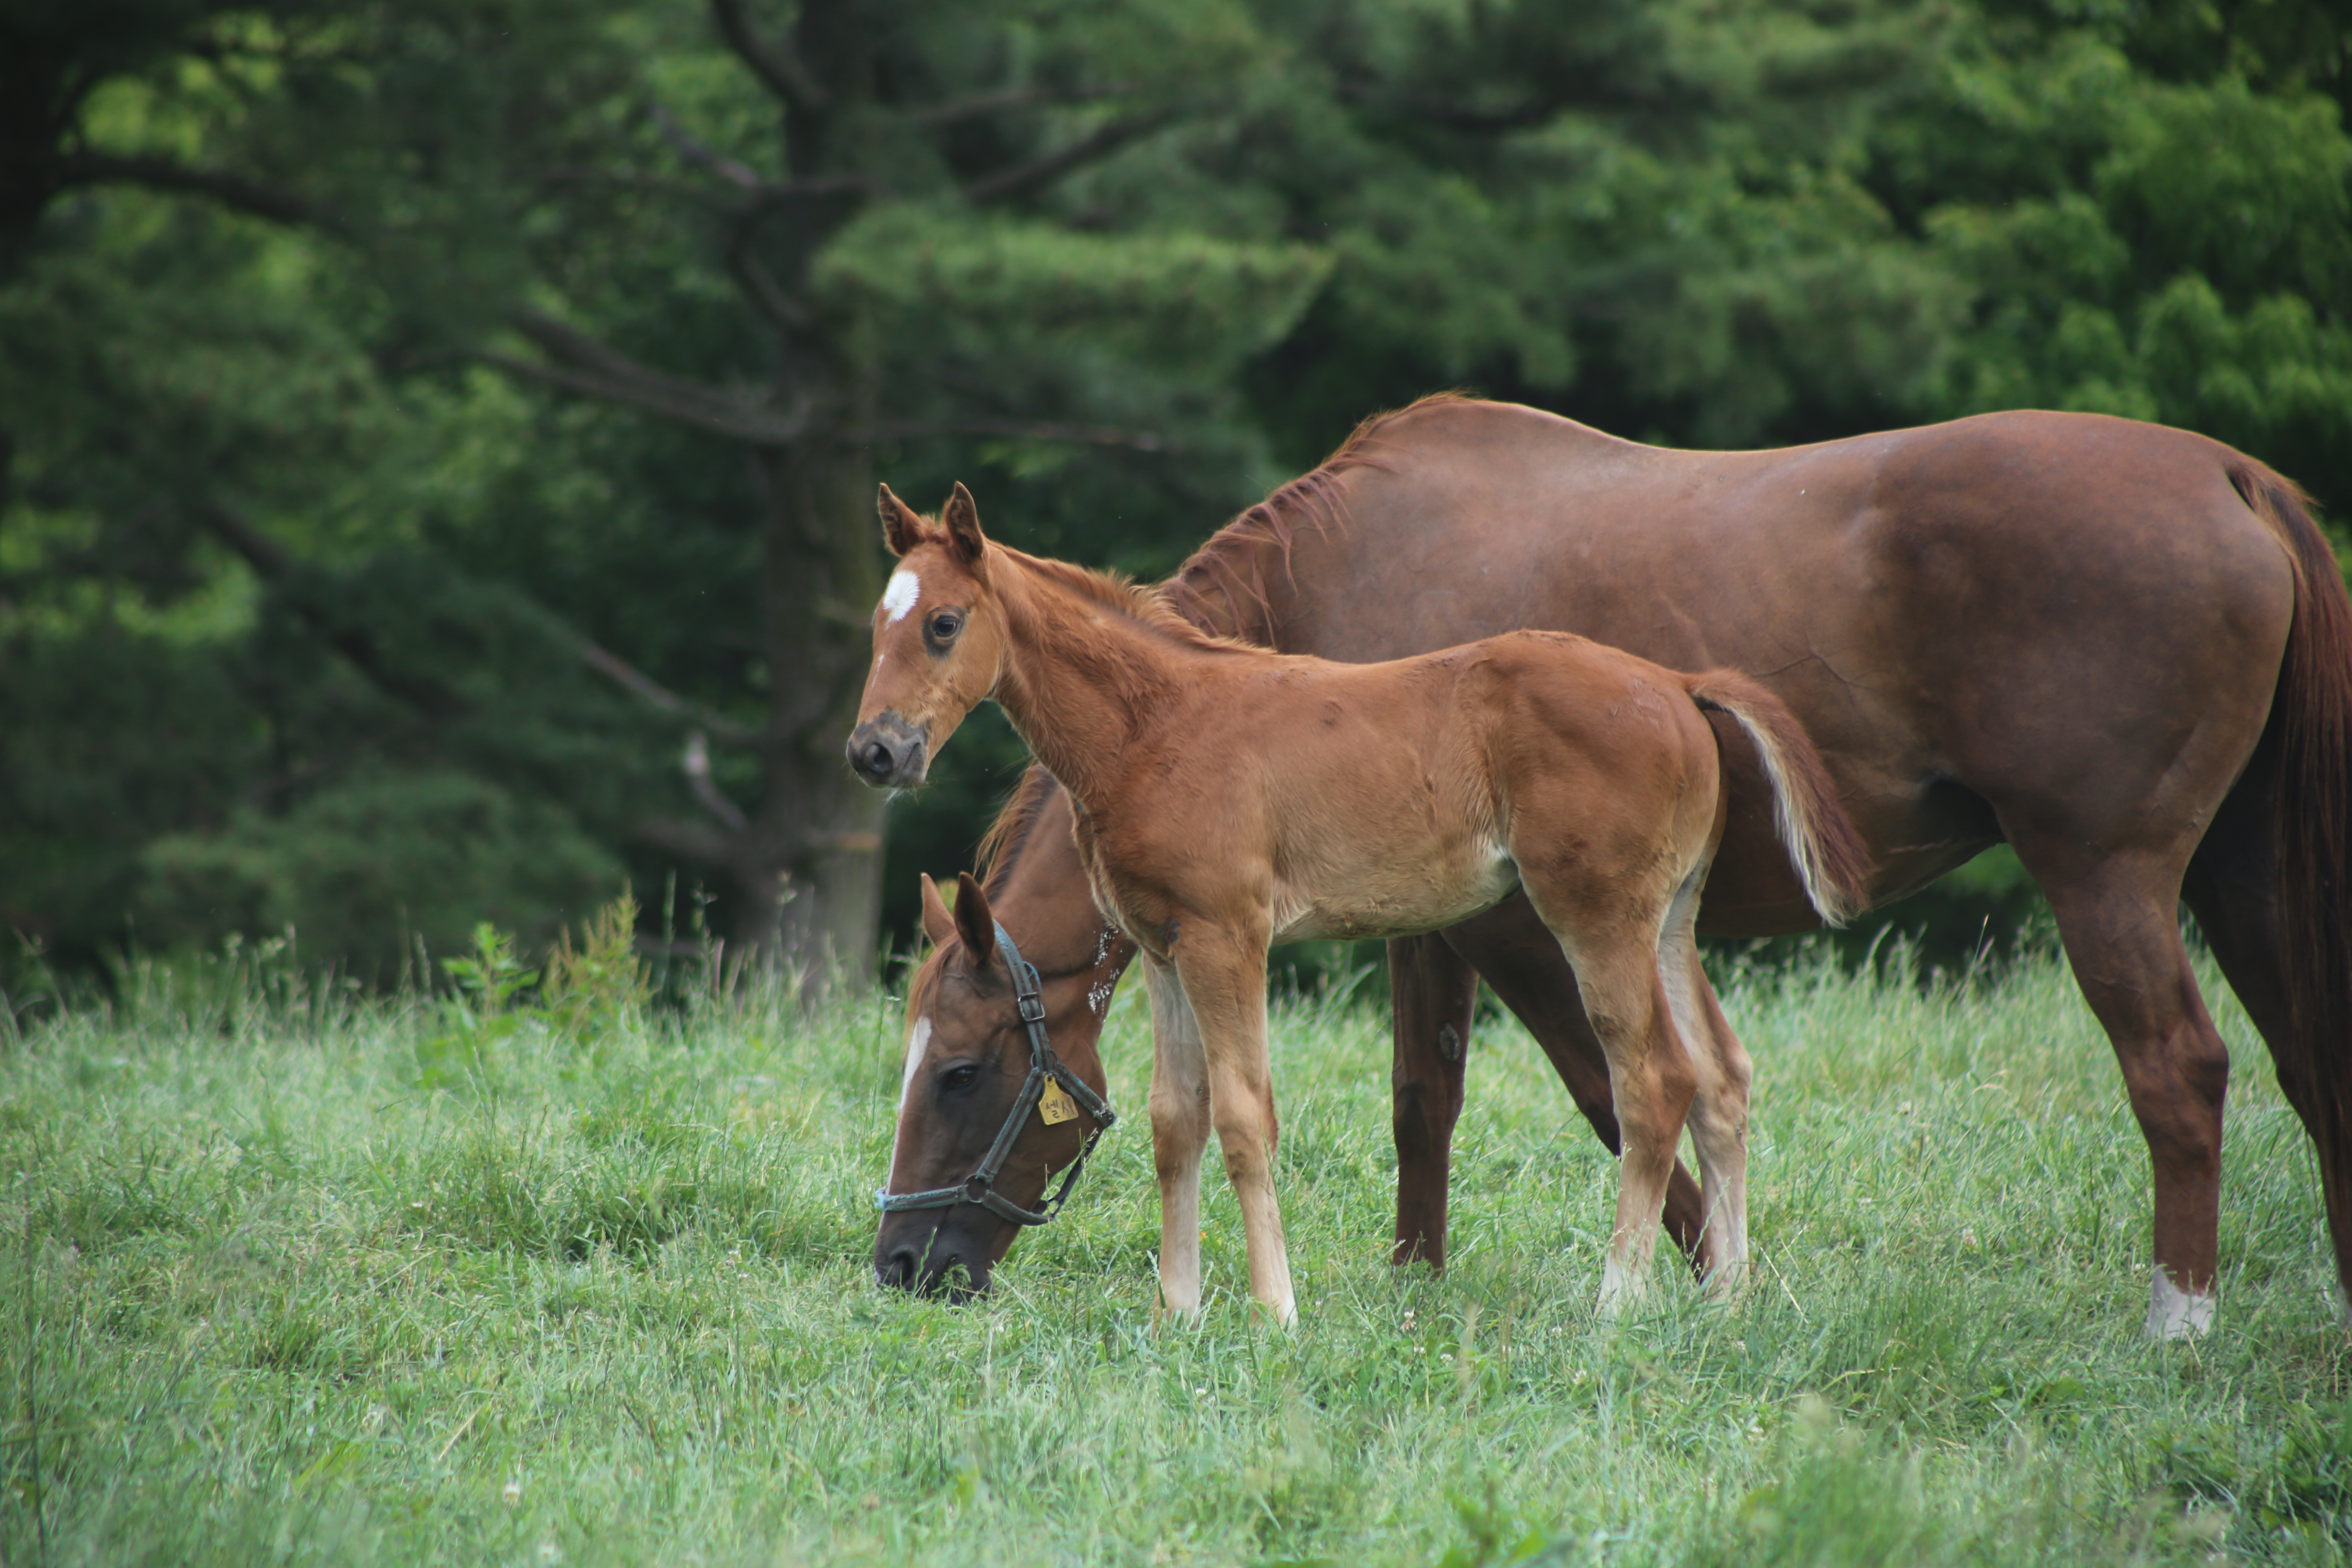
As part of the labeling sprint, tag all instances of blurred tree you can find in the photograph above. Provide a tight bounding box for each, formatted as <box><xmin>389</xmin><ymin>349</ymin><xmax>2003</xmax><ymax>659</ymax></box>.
<box><xmin>1</xmin><ymin>0</ymin><xmax>2345</xmax><ymax>988</ymax></box>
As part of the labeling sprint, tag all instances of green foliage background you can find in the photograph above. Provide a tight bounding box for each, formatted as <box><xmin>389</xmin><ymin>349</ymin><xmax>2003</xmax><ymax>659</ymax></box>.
<box><xmin>2</xmin><ymin>0</ymin><xmax>2347</xmax><ymax>982</ymax></box>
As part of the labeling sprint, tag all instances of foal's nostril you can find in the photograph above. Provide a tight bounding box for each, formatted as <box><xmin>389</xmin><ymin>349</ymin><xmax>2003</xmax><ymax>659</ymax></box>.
<box><xmin>878</xmin><ymin>1248</ymin><xmax>920</xmax><ymax>1290</ymax></box>
<box><xmin>860</xmin><ymin>739</ymin><xmax>895</xmax><ymax>780</ymax></box>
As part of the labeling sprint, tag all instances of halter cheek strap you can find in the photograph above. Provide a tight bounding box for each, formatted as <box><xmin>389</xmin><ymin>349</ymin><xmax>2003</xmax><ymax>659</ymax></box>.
<box><xmin>875</xmin><ymin>921</ymin><xmax>1119</xmax><ymax>1227</ymax></box>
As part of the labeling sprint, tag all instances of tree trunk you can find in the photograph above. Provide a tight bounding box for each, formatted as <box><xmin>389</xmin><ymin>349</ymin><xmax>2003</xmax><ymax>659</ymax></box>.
<box><xmin>738</xmin><ymin>425</ymin><xmax>886</xmax><ymax>993</ymax></box>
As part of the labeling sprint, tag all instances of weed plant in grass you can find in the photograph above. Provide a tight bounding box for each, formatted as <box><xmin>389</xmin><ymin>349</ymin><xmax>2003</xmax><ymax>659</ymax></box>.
<box><xmin>0</xmin><ymin>938</ymin><xmax>2346</xmax><ymax>1566</ymax></box>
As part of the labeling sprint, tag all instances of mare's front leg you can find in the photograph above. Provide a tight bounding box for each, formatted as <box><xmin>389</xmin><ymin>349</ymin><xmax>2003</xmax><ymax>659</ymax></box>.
<box><xmin>1390</xmin><ymin>933</ymin><xmax>1478</xmax><ymax>1268</ymax></box>
<box><xmin>1175</xmin><ymin>923</ymin><xmax>1296</xmax><ymax>1325</ymax></box>
<box><xmin>1144</xmin><ymin>956</ymin><xmax>1212</xmax><ymax>1320</ymax></box>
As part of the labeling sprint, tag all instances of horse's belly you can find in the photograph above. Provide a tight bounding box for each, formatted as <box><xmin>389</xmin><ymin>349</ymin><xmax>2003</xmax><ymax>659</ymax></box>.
<box><xmin>1270</xmin><ymin>835</ymin><xmax>1518</xmax><ymax>944</ymax></box>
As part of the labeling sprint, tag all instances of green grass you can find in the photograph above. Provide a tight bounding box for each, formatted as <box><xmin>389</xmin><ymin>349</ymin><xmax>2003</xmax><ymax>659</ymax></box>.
<box><xmin>2</xmin><ymin>944</ymin><xmax>2348</xmax><ymax>1566</ymax></box>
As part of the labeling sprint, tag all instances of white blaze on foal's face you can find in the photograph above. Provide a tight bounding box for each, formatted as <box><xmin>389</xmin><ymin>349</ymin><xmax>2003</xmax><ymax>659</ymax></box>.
<box><xmin>881</xmin><ymin>568</ymin><xmax>922</xmax><ymax>625</ymax></box>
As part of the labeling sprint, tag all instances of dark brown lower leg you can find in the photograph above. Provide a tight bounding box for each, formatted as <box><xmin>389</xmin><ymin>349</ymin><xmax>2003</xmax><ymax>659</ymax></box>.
<box><xmin>1389</xmin><ymin>933</ymin><xmax>1477</xmax><ymax>1268</ymax></box>
<box><xmin>2028</xmin><ymin>850</ymin><xmax>2230</xmax><ymax>1312</ymax></box>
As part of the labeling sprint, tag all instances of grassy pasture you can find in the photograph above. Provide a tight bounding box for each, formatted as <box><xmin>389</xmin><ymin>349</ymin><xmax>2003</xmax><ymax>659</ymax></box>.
<box><xmin>2</xmin><ymin>943</ymin><xmax>2348</xmax><ymax>1566</ymax></box>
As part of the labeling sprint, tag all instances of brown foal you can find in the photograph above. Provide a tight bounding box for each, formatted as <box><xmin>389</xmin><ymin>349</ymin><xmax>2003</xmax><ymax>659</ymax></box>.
<box><xmin>850</xmin><ymin>483</ymin><xmax>1868</xmax><ymax>1322</ymax></box>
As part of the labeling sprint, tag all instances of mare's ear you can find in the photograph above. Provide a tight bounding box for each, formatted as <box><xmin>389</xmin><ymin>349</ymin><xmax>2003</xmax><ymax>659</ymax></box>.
<box><xmin>952</xmin><ymin>871</ymin><xmax>997</xmax><ymax>971</ymax></box>
<box><xmin>878</xmin><ymin>483</ymin><xmax>929</xmax><ymax>558</ymax></box>
<box><xmin>918</xmin><ymin>873</ymin><xmax>956</xmax><ymax>950</ymax></box>
<box><xmin>942</xmin><ymin>483</ymin><xmax>987</xmax><ymax>568</ymax></box>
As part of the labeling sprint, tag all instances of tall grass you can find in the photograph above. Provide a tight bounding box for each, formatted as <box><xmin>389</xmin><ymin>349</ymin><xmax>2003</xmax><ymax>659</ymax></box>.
<box><xmin>1</xmin><ymin>939</ymin><xmax>2345</xmax><ymax>1566</ymax></box>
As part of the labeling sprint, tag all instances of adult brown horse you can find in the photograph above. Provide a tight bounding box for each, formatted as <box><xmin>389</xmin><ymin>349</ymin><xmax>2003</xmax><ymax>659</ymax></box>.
<box><xmin>862</xmin><ymin>396</ymin><xmax>2352</xmax><ymax>1338</ymax></box>
<box><xmin>854</xmin><ymin>487</ymin><xmax>1872</xmax><ymax>1320</ymax></box>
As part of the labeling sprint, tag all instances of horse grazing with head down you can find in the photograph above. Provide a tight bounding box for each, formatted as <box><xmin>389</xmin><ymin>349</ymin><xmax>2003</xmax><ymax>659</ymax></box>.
<box><xmin>863</xmin><ymin>397</ymin><xmax>2352</xmax><ymax>1339</ymax></box>
<box><xmin>851</xmin><ymin>483</ymin><xmax>1869</xmax><ymax>1322</ymax></box>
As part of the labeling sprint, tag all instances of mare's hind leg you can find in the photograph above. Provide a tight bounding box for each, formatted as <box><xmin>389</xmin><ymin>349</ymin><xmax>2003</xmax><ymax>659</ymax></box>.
<box><xmin>2011</xmin><ymin>832</ymin><xmax>2230</xmax><ymax>1338</ymax></box>
<box><xmin>1144</xmin><ymin>957</ymin><xmax>1213</xmax><ymax>1320</ymax></box>
<box><xmin>1657</xmin><ymin>868</ymin><xmax>1753</xmax><ymax>1296</ymax></box>
<box><xmin>2180</xmin><ymin>745</ymin><xmax>2352</xmax><ymax>1330</ymax></box>
<box><xmin>1389</xmin><ymin>934</ymin><xmax>1477</xmax><ymax>1269</ymax></box>
<box><xmin>1439</xmin><ymin>898</ymin><xmax>1710</xmax><ymax>1272</ymax></box>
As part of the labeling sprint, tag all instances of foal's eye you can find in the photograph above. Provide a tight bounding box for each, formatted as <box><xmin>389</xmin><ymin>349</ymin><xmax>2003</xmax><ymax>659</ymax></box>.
<box><xmin>940</xmin><ymin>1063</ymin><xmax>981</xmax><ymax>1093</ymax></box>
<box><xmin>927</xmin><ymin>611</ymin><xmax>962</xmax><ymax>644</ymax></box>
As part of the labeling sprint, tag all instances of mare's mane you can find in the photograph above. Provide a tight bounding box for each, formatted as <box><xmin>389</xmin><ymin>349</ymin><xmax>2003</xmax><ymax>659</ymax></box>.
<box><xmin>1162</xmin><ymin>392</ymin><xmax>1469</xmax><ymax>636</ymax></box>
<box><xmin>976</xmin><ymin>765</ymin><xmax>1060</xmax><ymax>893</ymax></box>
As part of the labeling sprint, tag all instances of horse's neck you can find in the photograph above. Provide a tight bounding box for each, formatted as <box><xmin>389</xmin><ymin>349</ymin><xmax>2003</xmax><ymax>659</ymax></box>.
<box><xmin>990</xmin><ymin>553</ymin><xmax>1194</xmax><ymax>808</ymax></box>
<box><xmin>991</xmin><ymin>787</ymin><xmax>1129</xmax><ymax>976</ymax></box>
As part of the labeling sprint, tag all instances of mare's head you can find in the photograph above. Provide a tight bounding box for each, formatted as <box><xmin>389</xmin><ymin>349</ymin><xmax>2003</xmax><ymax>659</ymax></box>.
<box><xmin>875</xmin><ymin>870</ymin><xmax>1114</xmax><ymax>1297</ymax></box>
<box><xmin>847</xmin><ymin>483</ymin><xmax>1002</xmax><ymax>791</ymax></box>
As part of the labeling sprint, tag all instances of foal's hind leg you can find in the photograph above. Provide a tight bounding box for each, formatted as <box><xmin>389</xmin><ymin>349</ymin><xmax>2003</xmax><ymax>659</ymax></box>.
<box><xmin>1657</xmin><ymin>867</ymin><xmax>1753</xmax><ymax>1297</ymax></box>
<box><xmin>1144</xmin><ymin>957</ymin><xmax>1213</xmax><ymax>1321</ymax></box>
<box><xmin>1518</xmin><ymin>880</ymin><xmax>1697</xmax><ymax>1316</ymax></box>
<box><xmin>1439</xmin><ymin>898</ymin><xmax>1711</xmax><ymax>1273</ymax></box>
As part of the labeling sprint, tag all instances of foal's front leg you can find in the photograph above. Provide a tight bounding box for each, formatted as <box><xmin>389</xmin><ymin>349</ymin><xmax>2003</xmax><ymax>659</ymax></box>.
<box><xmin>1176</xmin><ymin>924</ymin><xmax>1296</xmax><ymax>1325</ymax></box>
<box><xmin>1144</xmin><ymin>957</ymin><xmax>1212</xmax><ymax>1320</ymax></box>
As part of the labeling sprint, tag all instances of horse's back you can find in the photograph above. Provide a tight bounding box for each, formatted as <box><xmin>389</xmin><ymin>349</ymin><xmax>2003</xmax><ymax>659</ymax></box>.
<box><xmin>1290</xmin><ymin>403</ymin><xmax>2299</xmax><ymax>922</ymax></box>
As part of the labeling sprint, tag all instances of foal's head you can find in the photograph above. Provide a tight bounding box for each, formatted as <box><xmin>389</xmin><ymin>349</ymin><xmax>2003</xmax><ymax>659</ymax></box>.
<box><xmin>846</xmin><ymin>483</ymin><xmax>1002</xmax><ymax>791</ymax></box>
<box><xmin>875</xmin><ymin>871</ymin><xmax>1108</xmax><ymax>1297</ymax></box>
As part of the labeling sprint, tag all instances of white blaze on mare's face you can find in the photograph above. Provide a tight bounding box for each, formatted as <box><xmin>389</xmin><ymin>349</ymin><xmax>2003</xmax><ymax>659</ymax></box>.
<box><xmin>881</xmin><ymin>568</ymin><xmax>922</xmax><ymax>625</ymax></box>
<box><xmin>897</xmin><ymin>1016</ymin><xmax>933</xmax><ymax>1111</ymax></box>
<box><xmin>887</xmin><ymin>1014</ymin><xmax>934</xmax><ymax>1177</ymax></box>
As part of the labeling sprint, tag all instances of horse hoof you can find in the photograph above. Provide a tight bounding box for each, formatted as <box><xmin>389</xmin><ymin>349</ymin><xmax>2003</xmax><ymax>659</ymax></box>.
<box><xmin>2144</xmin><ymin>1271</ymin><xmax>2214</xmax><ymax>1340</ymax></box>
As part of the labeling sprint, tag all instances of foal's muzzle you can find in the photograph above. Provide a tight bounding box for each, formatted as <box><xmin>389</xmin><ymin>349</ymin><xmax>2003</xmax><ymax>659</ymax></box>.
<box><xmin>846</xmin><ymin>713</ymin><xmax>929</xmax><ymax>789</ymax></box>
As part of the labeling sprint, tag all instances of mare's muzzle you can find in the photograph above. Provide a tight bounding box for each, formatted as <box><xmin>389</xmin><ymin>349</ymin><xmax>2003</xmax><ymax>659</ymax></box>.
<box><xmin>874</xmin><ymin>1214</ymin><xmax>996</xmax><ymax>1299</ymax></box>
<box><xmin>846</xmin><ymin>713</ymin><xmax>929</xmax><ymax>788</ymax></box>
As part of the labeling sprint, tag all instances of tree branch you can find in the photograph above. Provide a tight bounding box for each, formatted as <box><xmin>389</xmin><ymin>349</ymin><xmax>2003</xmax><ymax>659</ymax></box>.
<box><xmin>574</xmin><ymin>641</ymin><xmax>758</xmax><ymax>747</ymax></box>
<box><xmin>53</xmin><ymin>151</ymin><xmax>343</xmax><ymax>232</ymax></box>
<box><xmin>846</xmin><ymin>416</ymin><xmax>1176</xmax><ymax>453</ymax></box>
<box><xmin>635</xmin><ymin>814</ymin><xmax>746</xmax><ymax>870</ymax></box>
<box><xmin>710</xmin><ymin>0</ymin><xmax>829</xmax><ymax>116</ymax></box>
<box><xmin>535</xmin><ymin>165</ymin><xmax>740</xmax><ymax>211</ymax></box>
<box><xmin>193</xmin><ymin>504</ymin><xmax>467</xmax><ymax>720</ymax></box>
<box><xmin>913</xmin><ymin>83</ymin><xmax>1130</xmax><ymax>131</ymax></box>
<box><xmin>483</xmin><ymin>312</ymin><xmax>811</xmax><ymax>444</ymax></box>
<box><xmin>963</xmin><ymin>110</ymin><xmax>1180</xmax><ymax>206</ymax></box>
<box><xmin>648</xmin><ymin>102</ymin><xmax>762</xmax><ymax>190</ymax></box>
<box><xmin>683</xmin><ymin>731</ymin><xmax>751</xmax><ymax>832</ymax></box>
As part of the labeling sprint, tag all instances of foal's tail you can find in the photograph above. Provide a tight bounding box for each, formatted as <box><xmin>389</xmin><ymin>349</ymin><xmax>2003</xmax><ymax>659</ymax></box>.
<box><xmin>2229</xmin><ymin>460</ymin><xmax>2352</xmax><ymax>1310</ymax></box>
<box><xmin>1686</xmin><ymin>672</ymin><xmax>1873</xmax><ymax>928</ymax></box>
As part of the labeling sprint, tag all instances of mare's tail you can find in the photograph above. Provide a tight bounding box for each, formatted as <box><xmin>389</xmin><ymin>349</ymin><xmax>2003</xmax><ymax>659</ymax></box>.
<box><xmin>2229</xmin><ymin>461</ymin><xmax>2352</xmax><ymax>1309</ymax></box>
<box><xmin>1686</xmin><ymin>672</ymin><xmax>1873</xmax><ymax>928</ymax></box>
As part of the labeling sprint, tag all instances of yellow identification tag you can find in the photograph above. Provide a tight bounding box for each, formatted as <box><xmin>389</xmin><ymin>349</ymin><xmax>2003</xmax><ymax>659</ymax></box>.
<box><xmin>1038</xmin><ymin>1076</ymin><xmax>1079</xmax><ymax>1126</ymax></box>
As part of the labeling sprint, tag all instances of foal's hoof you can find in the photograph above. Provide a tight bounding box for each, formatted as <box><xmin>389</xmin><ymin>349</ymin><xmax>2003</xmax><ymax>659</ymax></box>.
<box><xmin>1594</xmin><ymin>1258</ymin><xmax>1648</xmax><ymax>1321</ymax></box>
<box><xmin>2143</xmin><ymin>1272</ymin><xmax>2214</xmax><ymax>1340</ymax></box>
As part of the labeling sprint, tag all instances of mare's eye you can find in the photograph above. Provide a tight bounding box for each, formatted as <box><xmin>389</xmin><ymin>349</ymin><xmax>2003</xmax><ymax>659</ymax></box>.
<box><xmin>927</xmin><ymin>610</ymin><xmax>962</xmax><ymax>644</ymax></box>
<box><xmin>940</xmin><ymin>1062</ymin><xmax>981</xmax><ymax>1093</ymax></box>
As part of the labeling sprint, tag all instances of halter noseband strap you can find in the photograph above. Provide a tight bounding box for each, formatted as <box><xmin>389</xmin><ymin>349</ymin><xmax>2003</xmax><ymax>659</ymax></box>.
<box><xmin>875</xmin><ymin>920</ymin><xmax>1119</xmax><ymax>1227</ymax></box>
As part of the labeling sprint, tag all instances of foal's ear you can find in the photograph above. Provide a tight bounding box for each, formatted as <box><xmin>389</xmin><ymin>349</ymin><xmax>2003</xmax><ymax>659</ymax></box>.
<box><xmin>952</xmin><ymin>871</ymin><xmax>997</xmax><ymax>970</ymax></box>
<box><xmin>878</xmin><ymin>483</ymin><xmax>929</xmax><ymax>558</ymax></box>
<box><xmin>918</xmin><ymin>873</ymin><xmax>956</xmax><ymax>950</ymax></box>
<box><xmin>942</xmin><ymin>483</ymin><xmax>987</xmax><ymax>568</ymax></box>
